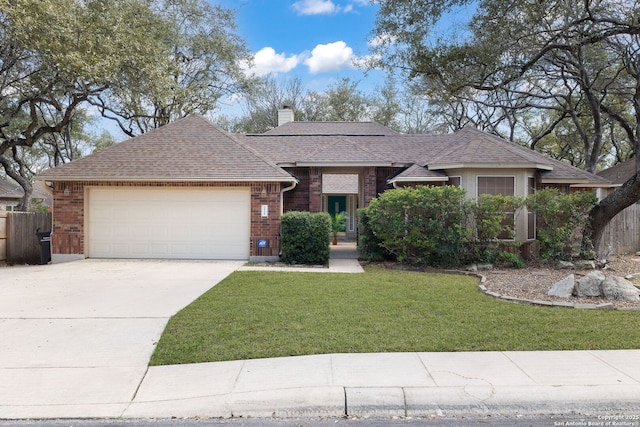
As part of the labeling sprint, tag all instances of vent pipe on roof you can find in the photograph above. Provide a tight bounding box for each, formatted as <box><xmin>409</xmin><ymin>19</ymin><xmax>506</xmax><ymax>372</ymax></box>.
<box><xmin>278</xmin><ymin>106</ymin><xmax>294</xmax><ymax>127</ymax></box>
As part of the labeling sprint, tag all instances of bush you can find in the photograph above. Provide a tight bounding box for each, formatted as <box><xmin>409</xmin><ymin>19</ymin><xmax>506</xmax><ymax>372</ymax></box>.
<box><xmin>357</xmin><ymin>208</ymin><xmax>395</xmax><ymax>261</ymax></box>
<box><xmin>280</xmin><ymin>211</ymin><xmax>331</xmax><ymax>265</ymax></box>
<box><xmin>525</xmin><ymin>188</ymin><xmax>598</xmax><ymax>260</ymax></box>
<box><xmin>365</xmin><ymin>185</ymin><xmax>468</xmax><ymax>267</ymax></box>
<box><xmin>465</xmin><ymin>194</ymin><xmax>524</xmax><ymax>264</ymax></box>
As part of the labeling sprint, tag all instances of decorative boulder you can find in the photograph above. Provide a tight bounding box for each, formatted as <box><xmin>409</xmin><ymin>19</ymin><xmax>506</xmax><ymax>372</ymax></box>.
<box><xmin>574</xmin><ymin>260</ymin><xmax>596</xmax><ymax>270</ymax></box>
<box><xmin>574</xmin><ymin>271</ymin><xmax>605</xmax><ymax>297</ymax></box>
<box><xmin>548</xmin><ymin>275</ymin><xmax>575</xmax><ymax>298</ymax></box>
<box><xmin>557</xmin><ymin>261</ymin><xmax>575</xmax><ymax>269</ymax></box>
<box><xmin>601</xmin><ymin>276</ymin><xmax>640</xmax><ymax>302</ymax></box>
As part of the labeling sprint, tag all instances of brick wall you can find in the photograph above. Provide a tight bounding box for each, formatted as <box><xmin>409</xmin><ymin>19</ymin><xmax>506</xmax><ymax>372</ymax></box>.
<box><xmin>363</xmin><ymin>167</ymin><xmax>377</xmax><ymax>207</ymax></box>
<box><xmin>309</xmin><ymin>167</ymin><xmax>322</xmax><ymax>212</ymax></box>
<box><xmin>283</xmin><ymin>168</ymin><xmax>310</xmax><ymax>212</ymax></box>
<box><xmin>50</xmin><ymin>181</ymin><xmax>283</xmax><ymax>258</ymax></box>
<box><xmin>376</xmin><ymin>167</ymin><xmax>402</xmax><ymax>196</ymax></box>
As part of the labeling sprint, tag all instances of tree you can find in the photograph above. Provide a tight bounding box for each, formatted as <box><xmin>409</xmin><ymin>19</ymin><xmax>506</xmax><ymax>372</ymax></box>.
<box><xmin>92</xmin><ymin>0</ymin><xmax>252</xmax><ymax>137</ymax></box>
<box><xmin>372</xmin><ymin>0</ymin><xmax>640</xmax><ymax>254</ymax></box>
<box><xmin>0</xmin><ymin>0</ymin><xmax>176</xmax><ymax>209</ymax></box>
<box><xmin>228</xmin><ymin>76</ymin><xmax>307</xmax><ymax>133</ymax></box>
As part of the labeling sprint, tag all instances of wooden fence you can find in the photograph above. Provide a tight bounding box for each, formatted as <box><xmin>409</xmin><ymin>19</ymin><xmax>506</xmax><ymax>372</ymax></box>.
<box><xmin>0</xmin><ymin>212</ymin><xmax>52</xmax><ymax>264</ymax></box>
<box><xmin>599</xmin><ymin>203</ymin><xmax>640</xmax><ymax>256</ymax></box>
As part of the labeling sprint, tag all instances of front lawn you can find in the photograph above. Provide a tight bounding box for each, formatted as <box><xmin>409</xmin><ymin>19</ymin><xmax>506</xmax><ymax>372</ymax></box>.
<box><xmin>150</xmin><ymin>267</ymin><xmax>640</xmax><ymax>365</ymax></box>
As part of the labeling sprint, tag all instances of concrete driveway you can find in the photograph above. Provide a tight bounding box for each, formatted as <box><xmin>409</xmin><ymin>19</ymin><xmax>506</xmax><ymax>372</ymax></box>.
<box><xmin>0</xmin><ymin>259</ymin><xmax>242</xmax><ymax>418</ymax></box>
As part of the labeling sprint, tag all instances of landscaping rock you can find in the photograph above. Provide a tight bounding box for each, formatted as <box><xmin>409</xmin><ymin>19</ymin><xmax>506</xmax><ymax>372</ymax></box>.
<box><xmin>466</xmin><ymin>264</ymin><xmax>478</xmax><ymax>272</ymax></box>
<box><xmin>624</xmin><ymin>272</ymin><xmax>640</xmax><ymax>280</ymax></box>
<box><xmin>548</xmin><ymin>275</ymin><xmax>574</xmax><ymax>298</ymax></box>
<box><xmin>476</xmin><ymin>264</ymin><xmax>494</xmax><ymax>271</ymax></box>
<box><xmin>574</xmin><ymin>270</ymin><xmax>605</xmax><ymax>297</ymax></box>
<box><xmin>557</xmin><ymin>261</ymin><xmax>575</xmax><ymax>269</ymax></box>
<box><xmin>574</xmin><ymin>260</ymin><xmax>596</xmax><ymax>270</ymax></box>
<box><xmin>601</xmin><ymin>276</ymin><xmax>640</xmax><ymax>302</ymax></box>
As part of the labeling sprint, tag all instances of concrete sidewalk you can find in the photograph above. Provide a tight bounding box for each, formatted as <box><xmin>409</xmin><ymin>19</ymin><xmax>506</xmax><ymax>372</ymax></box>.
<box><xmin>123</xmin><ymin>350</ymin><xmax>640</xmax><ymax>419</ymax></box>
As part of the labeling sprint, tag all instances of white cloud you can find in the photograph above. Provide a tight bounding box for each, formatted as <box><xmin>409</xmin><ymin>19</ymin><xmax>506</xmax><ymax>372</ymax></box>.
<box><xmin>292</xmin><ymin>0</ymin><xmax>338</xmax><ymax>15</ymax></box>
<box><xmin>304</xmin><ymin>41</ymin><xmax>356</xmax><ymax>74</ymax></box>
<box><xmin>244</xmin><ymin>47</ymin><xmax>301</xmax><ymax>77</ymax></box>
<box><xmin>368</xmin><ymin>33</ymin><xmax>397</xmax><ymax>48</ymax></box>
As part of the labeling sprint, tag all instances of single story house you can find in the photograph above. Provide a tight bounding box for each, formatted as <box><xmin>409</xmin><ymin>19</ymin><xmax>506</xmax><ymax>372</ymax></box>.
<box><xmin>37</xmin><ymin>110</ymin><xmax>611</xmax><ymax>263</ymax></box>
<box><xmin>0</xmin><ymin>178</ymin><xmax>52</xmax><ymax>211</ymax></box>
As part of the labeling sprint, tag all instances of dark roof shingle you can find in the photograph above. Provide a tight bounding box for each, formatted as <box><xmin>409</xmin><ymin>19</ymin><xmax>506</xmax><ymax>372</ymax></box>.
<box><xmin>37</xmin><ymin>115</ymin><xmax>294</xmax><ymax>182</ymax></box>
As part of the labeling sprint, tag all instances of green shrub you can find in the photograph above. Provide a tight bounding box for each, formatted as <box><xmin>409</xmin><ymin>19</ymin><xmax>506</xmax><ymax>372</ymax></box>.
<box><xmin>280</xmin><ymin>211</ymin><xmax>331</xmax><ymax>265</ymax></box>
<box><xmin>366</xmin><ymin>185</ymin><xmax>468</xmax><ymax>267</ymax></box>
<box><xmin>525</xmin><ymin>188</ymin><xmax>598</xmax><ymax>260</ymax></box>
<box><xmin>357</xmin><ymin>208</ymin><xmax>395</xmax><ymax>261</ymax></box>
<box><xmin>465</xmin><ymin>194</ymin><xmax>524</xmax><ymax>264</ymax></box>
<box><xmin>497</xmin><ymin>248</ymin><xmax>526</xmax><ymax>269</ymax></box>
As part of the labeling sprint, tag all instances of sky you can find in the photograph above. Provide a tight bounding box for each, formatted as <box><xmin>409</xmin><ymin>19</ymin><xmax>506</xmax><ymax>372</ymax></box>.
<box><xmin>216</xmin><ymin>0</ymin><xmax>384</xmax><ymax>93</ymax></box>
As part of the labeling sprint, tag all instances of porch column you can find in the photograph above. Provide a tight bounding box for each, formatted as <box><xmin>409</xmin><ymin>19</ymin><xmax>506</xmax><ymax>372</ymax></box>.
<box><xmin>363</xmin><ymin>167</ymin><xmax>377</xmax><ymax>207</ymax></box>
<box><xmin>309</xmin><ymin>167</ymin><xmax>322</xmax><ymax>212</ymax></box>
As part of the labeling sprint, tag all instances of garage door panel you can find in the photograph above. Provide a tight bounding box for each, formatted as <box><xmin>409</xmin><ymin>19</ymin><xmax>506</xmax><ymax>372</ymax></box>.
<box><xmin>88</xmin><ymin>188</ymin><xmax>250</xmax><ymax>260</ymax></box>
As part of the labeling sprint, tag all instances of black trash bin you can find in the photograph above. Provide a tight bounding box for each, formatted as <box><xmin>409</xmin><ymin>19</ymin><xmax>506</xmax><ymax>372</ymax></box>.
<box><xmin>36</xmin><ymin>230</ymin><xmax>51</xmax><ymax>265</ymax></box>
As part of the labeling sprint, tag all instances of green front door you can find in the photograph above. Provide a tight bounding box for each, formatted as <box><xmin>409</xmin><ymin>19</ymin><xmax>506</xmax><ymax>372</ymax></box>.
<box><xmin>327</xmin><ymin>195</ymin><xmax>346</xmax><ymax>232</ymax></box>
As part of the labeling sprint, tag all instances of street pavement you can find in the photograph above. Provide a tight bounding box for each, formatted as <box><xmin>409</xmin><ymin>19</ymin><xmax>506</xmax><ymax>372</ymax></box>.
<box><xmin>0</xmin><ymin>244</ymin><xmax>639</xmax><ymax>420</ymax></box>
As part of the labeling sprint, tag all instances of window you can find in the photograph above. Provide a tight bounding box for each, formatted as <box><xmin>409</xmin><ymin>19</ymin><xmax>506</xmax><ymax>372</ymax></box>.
<box><xmin>478</xmin><ymin>176</ymin><xmax>515</xmax><ymax>240</ymax></box>
<box><xmin>477</xmin><ymin>176</ymin><xmax>514</xmax><ymax>196</ymax></box>
<box><xmin>448</xmin><ymin>176</ymin><xmax>461</xmax><ymax>187</ymax></box>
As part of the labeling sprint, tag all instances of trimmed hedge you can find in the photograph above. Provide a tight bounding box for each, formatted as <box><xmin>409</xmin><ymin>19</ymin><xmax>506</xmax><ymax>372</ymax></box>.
<box><xmin>280</xmin><ymin>211</ymin><xmax>331</xmax><ymax>265</ymax></box>
<box><xmin>364</xmin><ymin>185</ymin><xmax>468</xmax><ymax>267</ymax></box>
<box><xmin>357</xmin><ymin>208</ymin><xmax>395</xmax><ymax>261</ymax></box>
<box><xmin>359</xmin><ymin>185</ymin><xmax>599</xmax><ymax>267</ymax></box>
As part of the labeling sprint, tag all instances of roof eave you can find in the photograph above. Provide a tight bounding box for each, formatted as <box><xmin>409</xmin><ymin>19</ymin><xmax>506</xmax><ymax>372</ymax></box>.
<box><xmin>296</xmin><ymin>161</ymin><xmax>393</xmax><ymax>167</ymax></box>
<box><xmin>429</xmin><ymin>162</ymin><xmax>554</xmax><ymax>170</ymax></box>
<box><xmin>35</xmin><ymin>176</ymin><xmax>297</xmax><ymax>183</ymax></box>
<box><xmin>569</xmin><ymin>183</ymin><xmax>614</xmax><ymax>188</ymax></box>
<box><xmin>387</xmin><ymin>177</ymin><xmax>449</xmax><ymax>184</ymax></box>
<box><xmin>540</xmin><ymin>177</ymin><xmax>586</xmax><ymax>183</ymax></box>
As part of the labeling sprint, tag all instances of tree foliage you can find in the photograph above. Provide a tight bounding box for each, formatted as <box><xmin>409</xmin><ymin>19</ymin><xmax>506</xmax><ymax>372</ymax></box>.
<box><xmin>525</xmin><ymin>188</ymin><xmax>598</xmax><ymax>260</ymax></box>
<box><xmin>93</xmin><ymin>0</ymin><xmax>252</xmax><ymax>136</ymax></box>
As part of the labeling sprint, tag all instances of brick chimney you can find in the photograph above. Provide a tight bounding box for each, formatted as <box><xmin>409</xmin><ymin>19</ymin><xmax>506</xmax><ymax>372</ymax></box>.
<box><xmin>278</xmin><ymin>106</ymin><xmax>294</xmax><ymax>126</ymax></box>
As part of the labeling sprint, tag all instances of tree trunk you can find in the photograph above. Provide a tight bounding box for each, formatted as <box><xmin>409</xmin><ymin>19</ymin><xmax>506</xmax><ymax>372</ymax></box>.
<box><xmin>0</xmin><ymin>155</ymin><xmax>33</xmax><ymax>211</ymax></box>
<box><xmin>588</xmin><ymin>171</ymin><xmax>640</xmax><ymax>256</ymax></box>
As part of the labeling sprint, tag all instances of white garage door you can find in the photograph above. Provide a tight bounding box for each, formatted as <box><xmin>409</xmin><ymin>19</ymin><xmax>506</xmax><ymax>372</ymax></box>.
<box><xmin>87</xmin><ymin>187</ymin><xmax>250</xmax><ymax>260</ymax></box>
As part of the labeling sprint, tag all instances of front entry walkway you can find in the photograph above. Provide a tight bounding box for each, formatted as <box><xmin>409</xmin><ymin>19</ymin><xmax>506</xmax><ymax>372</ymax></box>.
<box><xmin>238</xmin><ymin>241</ymin><xmax>363</xmax><ymax>273</ymax></box>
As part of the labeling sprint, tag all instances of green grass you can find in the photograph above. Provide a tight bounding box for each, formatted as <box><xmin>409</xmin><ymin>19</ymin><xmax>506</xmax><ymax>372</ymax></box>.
<box><xmin>150</xmin><ymin>267</ymin><xmax>640</xmax><ymax>365</ymax></box>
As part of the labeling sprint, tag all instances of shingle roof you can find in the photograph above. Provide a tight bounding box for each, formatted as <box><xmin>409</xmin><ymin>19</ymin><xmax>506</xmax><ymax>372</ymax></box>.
<box><xmin>262</xmin><ymin>121</ymin><xmax>399</xmax><ymax>136</ymax></box>
<box><xmin>243</xmin><ymin>125</ymin><xmax>609</xmax><ymax>186</ymax></box>
<box><xmin>430</xmin><ymin>128</ymin><xmax>557</xmax><ymax>166</ymax></box>
<box><xmin>388</xmin><ymin>164</ymin><xmax>448</xmax><ymax>184</ymax></box>
<box><xmin>36</xmin><ymin>116</ymin><xmax>610</xmax><ymax>187</ymax></box>
<box><xmin>37</xmin><ymin>115</ymin><xmax>295</xmax><ymax>182</ymax></box>
<box><xmin>597</xmin><ymin>158</ymin><xmax>636</xmax><ymax>185</ymax></box>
